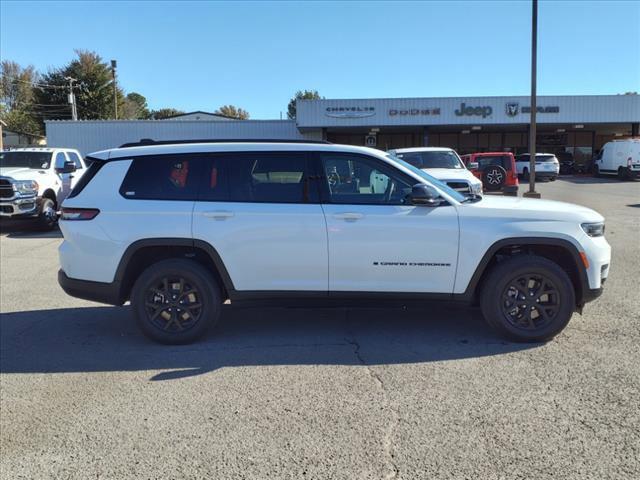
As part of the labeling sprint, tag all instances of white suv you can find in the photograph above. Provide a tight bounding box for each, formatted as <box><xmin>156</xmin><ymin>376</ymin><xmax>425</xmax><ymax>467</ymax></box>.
<box><xmin>515</xmin><ymin>153</ymin><xmax>560</xmax><ymax>181</ymax></box>
<box><xmin>58</xmin><ymin>141</ymin><xmax>611</xmax><ymax>344</ymax></box>
<box><xmin>0</xmin><ymin>148</ymin><xmax>86</xmax><ymax>229</ymax></box>
<box><xmin>388</xmin><ymin>147</ymin><xmax>483</xmax><ymax>196</ymax></box>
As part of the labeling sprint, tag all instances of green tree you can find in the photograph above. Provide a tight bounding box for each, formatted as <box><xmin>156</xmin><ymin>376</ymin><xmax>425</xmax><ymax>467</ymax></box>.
<box><xmin>150</xmin><ymin>108</ymin><xmax>184</xmax><ymax>119</ymax></box>
<box><xmin>122</xmin><ymin>92</ymin><xmax>151</xmax><ymax>119</ymax></box>
<box><xmin>0</xmin><ymin>61</ymin><xmax>43</xmax><ymax>134</ymax></box>
<box><xmin>214</xmin><ymin>105</ymin><xmax>249</xmax><ymax>119</ymax></box>
<box><xmin>35</xmin><ymin>50</ymin><xmax>125</xmax><ymax>122</ymax></box>
<box><xmin>287</xmin><ymin>90</ymin><xmax>322</xmax><ymax>119</ymax></box>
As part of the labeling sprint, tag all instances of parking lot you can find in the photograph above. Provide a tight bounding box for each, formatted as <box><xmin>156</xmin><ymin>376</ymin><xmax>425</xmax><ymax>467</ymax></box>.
<box><xmin>1</xmin><ymin>176</ymin><xmax>639</xmax><ymax>479</ymax></box>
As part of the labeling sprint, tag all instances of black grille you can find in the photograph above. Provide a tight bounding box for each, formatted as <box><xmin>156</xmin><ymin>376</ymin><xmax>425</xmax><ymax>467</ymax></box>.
<box><xmin>0</xmin><ymin>205</ymin><xmax>12</xmax><ymax>213</ymax></box>
<box><xmin>445</xmin><ymin>181</ymin><xmax>471</xmax><ymax>193</ymax></box>
<box><xmin>0</xmin><ymin>179</ymin><xmax>14</xmax><ymax>198</ymax></box>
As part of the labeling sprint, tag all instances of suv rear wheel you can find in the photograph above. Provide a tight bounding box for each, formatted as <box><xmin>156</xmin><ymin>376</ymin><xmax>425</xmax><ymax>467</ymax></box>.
<box><xmin>480</xmin><ymin>255</ymin><xmax>575</xmax><ymax>342</ymax></box>
<box><xmin>131</xmin><ymin>259</ymin><xmax>222</xmax><ymax>344</ymax></box>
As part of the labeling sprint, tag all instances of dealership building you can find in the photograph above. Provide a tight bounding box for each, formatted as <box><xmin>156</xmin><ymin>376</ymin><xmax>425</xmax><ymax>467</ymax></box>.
<box><xmin>47</xmin><ymin>94</ymin><xmax>639</xmax><ymax>166</ymax></box>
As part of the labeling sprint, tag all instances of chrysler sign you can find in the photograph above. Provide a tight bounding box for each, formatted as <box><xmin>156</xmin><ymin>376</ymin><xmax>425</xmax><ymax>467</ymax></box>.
<box><xmin>325</xmin><ymin>106</ymin><xmax>376</xmax><ymax>118</ymax></box>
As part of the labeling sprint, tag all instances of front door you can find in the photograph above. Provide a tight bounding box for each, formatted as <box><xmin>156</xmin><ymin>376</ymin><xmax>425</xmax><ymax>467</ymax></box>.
<box><xmin>192</xmin><ymin>152</ymin><xmax>328</xmax><ymax>292</ymax></box>
<box><xmin>53</xmin><ymin>152</ymin><xmax>73</xmax><ymax>203</ymax></box>
<box><xmin>318</xmin><ymin>152</ymin><xmax>459</xmax><ymax>293</ymax></box>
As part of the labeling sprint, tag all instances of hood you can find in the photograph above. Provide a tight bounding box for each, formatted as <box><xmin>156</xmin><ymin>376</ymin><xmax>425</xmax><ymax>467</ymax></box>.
<box><xmin>421</xmin><ymin>167</ymin><xmax>481</xmax><ymax>184</ymax></box>
<box><xmin>464</xmin><ymin>194</ymin><xmax>604</xmax><ymax>223</ymax></box>
<box><xmin>0</xmin><ymin>167</ymin><xmax>49</xmax><ymax>181</ymax></box>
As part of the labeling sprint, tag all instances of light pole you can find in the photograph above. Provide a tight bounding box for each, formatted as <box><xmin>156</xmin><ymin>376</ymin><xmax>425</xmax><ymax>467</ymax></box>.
<box><xmin>524</xmin><ymin>0</ymin><xmax>541</xmax><ymax>198</ymax></box>
<box><xmin>111</xmin><ymin>59</ymin><xmax>118</xmax><ymax>120</ymax></box>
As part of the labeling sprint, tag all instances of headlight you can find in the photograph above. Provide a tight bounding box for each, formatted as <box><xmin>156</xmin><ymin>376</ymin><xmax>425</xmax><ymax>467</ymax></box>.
<box><xmin>581</xmin><ymin>222</ymin><xmax>605</xmax><ymax>237</ymax></box>
<box><xmin>471</xmin><ymin>182</ymin><xmax>483</xmax><ymax>194</ymax></box>
<box><xmin>14</xmin><ymin>180</ymin><xmax>39</xmax><ymax>195</ymax></box>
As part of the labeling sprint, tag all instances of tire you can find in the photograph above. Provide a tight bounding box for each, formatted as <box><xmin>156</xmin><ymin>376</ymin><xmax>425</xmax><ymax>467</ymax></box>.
<box><xmin>593</xmin><ymin>165</ymin><xmax>600</xmax><ymax>177</ymax></box>
<box><xmin>37</xmin><ymin>197</ymin><xmax>58</xmax><ymax>230</ymax></box>
<box><xmin>482</xmin><ymin>165</ymin><xmax>507</xmax><ymax>192</ymax></box>
<box><xmin>522</xmin><ymin>167</ymin><xmax>530</xmax><ymax>180</ymax></box>
<box><xmin>131</xmin><ymin>259</ymin><xmax>222</xmax><ymax>344</ymax></box>
<box><xmin>480</xmin><ymin>255</ymin><xmax>575</xmax><ymax>342</ymax></box>
<box><xmin>617</xmin><ymin>167</ymin><xmax>629</xmax><ymax>181</ymax></box>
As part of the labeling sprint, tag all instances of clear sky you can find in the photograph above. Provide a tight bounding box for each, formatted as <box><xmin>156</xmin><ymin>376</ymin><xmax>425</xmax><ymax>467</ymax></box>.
<box><xmin>1</xmin><ymin>0</ymin><xmax>639</xmax><ymax>119</ymax></box>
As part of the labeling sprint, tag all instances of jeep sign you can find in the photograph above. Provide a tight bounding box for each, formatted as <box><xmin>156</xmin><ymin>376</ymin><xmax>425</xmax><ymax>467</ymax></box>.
<box><xmin>454</xmin><ymin>102</ymin><xmax>493</xmax><ymax>118</ymax></box>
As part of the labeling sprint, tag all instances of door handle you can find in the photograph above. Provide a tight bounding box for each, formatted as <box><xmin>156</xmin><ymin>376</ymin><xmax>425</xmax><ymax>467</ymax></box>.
<box><xmin>202</xmin><ymin>210</ymin><xmax>234</xmax><ymax>220</ymax></box>
<box><xmin>333</xmin><ymin>212</ymin><xmax>364</xmax><ymax>221</ymax></box>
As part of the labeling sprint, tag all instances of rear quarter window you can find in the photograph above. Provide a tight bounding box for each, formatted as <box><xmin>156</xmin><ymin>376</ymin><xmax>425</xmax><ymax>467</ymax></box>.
<box><xmin>119</xmin><ymin>155</ymin><xmax>203</xmax><ymax>200</ymax></box>
<box><xmin>477</xmin><ymin>155</ymin><xmax>512</xmax><ymax>170</ymax></box>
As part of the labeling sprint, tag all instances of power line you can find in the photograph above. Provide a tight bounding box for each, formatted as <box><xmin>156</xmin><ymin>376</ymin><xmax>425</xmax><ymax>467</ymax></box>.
<box><xmin>0</xmin><ymin>75</ymin><xmax>67</xmax><ymax>89</ymax></box>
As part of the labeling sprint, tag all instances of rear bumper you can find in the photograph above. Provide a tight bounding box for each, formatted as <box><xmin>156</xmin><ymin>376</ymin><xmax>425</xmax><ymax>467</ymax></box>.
<box><xmin>58</xmin><ymin>269</ymin><xmax>123</xmax><ymax>305</ymax></box>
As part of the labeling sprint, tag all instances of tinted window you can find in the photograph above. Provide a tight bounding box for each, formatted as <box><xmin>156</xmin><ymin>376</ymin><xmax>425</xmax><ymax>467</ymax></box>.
<box><xmin>395</xmin><ymin>150</ymin><xmax>463</xmax><ymax>169</ymax></box>
<box><xmin>120</xmin><ymin>155</ymin><xmax>202</xmax><ymax>200</ymax></box>
<box><xmin>476</xmin><ymin>155</ymin><xmax>512</xmax><ymax>170</ymax></box>
<box><xmin>199</xmin><ymin>152</ymin><xmax>316</xmax><ymax>203</ymax></box>
<box><xmin>321</xmin><ymin>153</ymin><xmax>412</xmax><ymax>205</ymax></box>
<box><xmin>67</xmin><ymin>151</ymin><xmax>83</xmax><ymax>169</ymax></box>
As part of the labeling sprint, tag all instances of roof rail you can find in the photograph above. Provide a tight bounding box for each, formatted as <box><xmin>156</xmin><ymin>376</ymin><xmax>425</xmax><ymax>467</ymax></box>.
<box><xmin>118</xmin><ymin>138</ymin><xmax>332</xmax><ymax>148</ymax></box>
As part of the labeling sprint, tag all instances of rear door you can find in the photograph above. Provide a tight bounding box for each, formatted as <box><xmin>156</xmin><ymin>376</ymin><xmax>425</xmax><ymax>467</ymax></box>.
<box><xmin>318</xmin><ymin>152</ymin><xmax>459</xmax><ymax>293</ymax></box>
<box><xmin>192</xmin><ymin>151</ymin><xmax>328</xmax><ymax>292</ymax></box>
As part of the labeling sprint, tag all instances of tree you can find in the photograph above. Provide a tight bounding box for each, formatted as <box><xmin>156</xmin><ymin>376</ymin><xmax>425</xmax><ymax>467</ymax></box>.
<box><xmin>35</xmin><ymin>50</ymin><xmax>125</xmax><ymax>122</ymax></box>
<box><xmin>0</xmin><ymin>61</ymin><xmax>43</xmax><ymax>134</ymax></box>
<box><xmin>150</xmin><ymin>108</ymin><xmax>184</xmax><ymax>119</ymax></box>
<box><xmin>215</xmin><ymin>105</ymin><xmax>249</xmax><ymax>119</ymax></box>
<box><xmin>122</xmin><ymin>92</ymin><xmax>150</xmax><ymax>119</ymax></box>
<box><xmin>287</xmin><ymin>90</ymin><xmax>322</xmax><ymax>119</ymax></box>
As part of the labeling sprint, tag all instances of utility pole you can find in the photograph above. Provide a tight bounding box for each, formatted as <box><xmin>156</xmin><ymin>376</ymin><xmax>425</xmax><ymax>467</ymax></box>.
<box><xmin>524</xmin><ymin>0</ymin><xmax>541</xmax><ymax>198</ymax></box>
<box><xmin>65</xmin><ymin>76</ymin><xmax>78</xmax><ymax>121</ymax></box>
<box><xmin>111</xmin><ymin>59</ymin><xmax>118</xmax><ymax>120</ymax></box>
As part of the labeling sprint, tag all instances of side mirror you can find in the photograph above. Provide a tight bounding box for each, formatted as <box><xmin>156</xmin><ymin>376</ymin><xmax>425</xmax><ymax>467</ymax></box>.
<box><xmin>55</xmin><ymin>160</ymin><xmax>77</xmax><ymax>174</ymax></box>
<box><xmin>411</xmin><ymin>184</ymin><xmax>442</xmax><ymax>207</ymax></box>
<box><xmin>468</xmin><ymin>162</ymin><xmax>479</xmax><ymax>170</ymax></box>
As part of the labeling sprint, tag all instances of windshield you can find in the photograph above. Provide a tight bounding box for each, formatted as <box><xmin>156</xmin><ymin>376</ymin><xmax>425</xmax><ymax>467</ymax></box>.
<box><xmin>386</xmin><ymin>154</ymin><xmax>467</xmax><ymax>203</ymax></box>
<box><xmin>0</xmin><ymin>151</ymin><xmax>52</xmax><ymax>169</ymax></box>
<box><xmin>394</xmin><ymin>150</ymin><xmax>464</xmax><ymax>169</ymax></box>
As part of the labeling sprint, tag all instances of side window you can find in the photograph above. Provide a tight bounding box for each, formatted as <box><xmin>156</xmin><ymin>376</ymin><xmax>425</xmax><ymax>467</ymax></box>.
<box><xmin>202</xmin><ymin>152</ymin><xmax>316</xmax><ymax>204</ymax></box>
<box><xmin>320</xmin><ymin>154</ymin><xmax>413</xmax><ymax>205</ymax></box>
<box><xmin>67</xmin><ymin>151</ymin><xmax>83</xmax><ymax>169</ymax></box>
<box><xmin>119</xmin><ymin>155</ymin><xmax>202</xmax><ymax>200</ymax></box>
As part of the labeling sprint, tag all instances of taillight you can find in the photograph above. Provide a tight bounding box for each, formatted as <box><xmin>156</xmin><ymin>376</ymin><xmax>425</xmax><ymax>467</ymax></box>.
<box><xmin>61</xmin><ymin>208</ymin><xmax>100</xmax><ymax>220</ymax></box>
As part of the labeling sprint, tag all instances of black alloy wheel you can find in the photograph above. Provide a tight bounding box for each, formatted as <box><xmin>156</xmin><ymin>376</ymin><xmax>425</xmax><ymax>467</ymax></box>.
<box><xmin>480</xmin><ymin>255</ymin><xmax>575</xmax><ymax>342</ymax></box>
<box><xmin>145</xmin><ymin>276</ymin><xmax>203</xmax><ymax>333</ymax></box>
<box><xmin>500</xmin><ymin>273</ymin><xmax>560</xmax><ymax>331</ymax></box>
<box><xmin>131</xmin><ymin>259</ymin><xmax>221</xmax><ymax>344</ymax></box>
<box><xmin>482</xmin><ymin>165</ymin><xmax>507</xmax><ymax>192</ymax></box>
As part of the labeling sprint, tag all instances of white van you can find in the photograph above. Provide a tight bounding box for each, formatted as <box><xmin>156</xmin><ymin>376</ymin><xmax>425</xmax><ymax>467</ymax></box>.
<box><xmin>593</xmin><ymin>138</ymin><xmax>640</xmax><ymax>180</ymax></box>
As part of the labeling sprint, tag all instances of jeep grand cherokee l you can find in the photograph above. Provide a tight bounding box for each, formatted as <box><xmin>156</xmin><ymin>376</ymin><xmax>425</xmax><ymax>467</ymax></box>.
<box><xmin>58</xmin><ymin>141</ymin><xmax>610</xmax><ymax>344</ymax></box>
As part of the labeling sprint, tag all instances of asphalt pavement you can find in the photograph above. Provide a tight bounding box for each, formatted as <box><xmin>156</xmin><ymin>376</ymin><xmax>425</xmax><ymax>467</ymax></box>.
<box><xmin>1</xmin><ymin>176</ymin><xmax>639</xmax><ymax>479</ymax></box>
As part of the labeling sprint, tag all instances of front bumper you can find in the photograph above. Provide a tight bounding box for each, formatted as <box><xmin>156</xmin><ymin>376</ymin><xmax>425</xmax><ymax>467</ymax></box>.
<box><xmin>0</xmin><ymin>196</ymin><xmax>40</xmax><ymax>218</ymax></box>
<box><xmin>58</xmin><ymin>269</ymin><xmax>123</xmax><ymax>305</ymax></box>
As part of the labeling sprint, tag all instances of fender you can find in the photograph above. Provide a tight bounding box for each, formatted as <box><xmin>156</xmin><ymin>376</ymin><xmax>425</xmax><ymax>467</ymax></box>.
<box><xmin>459</xmin><ymin>236</ymin><xmax>589</xmax><ymax>305</ymax></box>
<box><xmin>113</xmin><ymin>237</ymin><xmax>237</xmax><ymax>301</ymax></box>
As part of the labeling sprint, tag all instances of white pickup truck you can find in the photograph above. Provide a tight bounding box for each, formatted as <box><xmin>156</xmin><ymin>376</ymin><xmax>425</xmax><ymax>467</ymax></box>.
<box><xmin>0</xmin><ymin>148</ymin><xmax>86</xmax><ymax>229</ymax></box>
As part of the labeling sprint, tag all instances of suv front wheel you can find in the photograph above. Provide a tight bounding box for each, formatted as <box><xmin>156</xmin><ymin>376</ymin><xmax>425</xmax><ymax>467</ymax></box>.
<box><xmin>480</xmin><ymin>255</ymin><xmax>575</xmax><ymax>342</ymax></box>
<box><xmin>131</xmin><ymin>259</ymin><xmax>222</xmax><ymax>344</ymax></box>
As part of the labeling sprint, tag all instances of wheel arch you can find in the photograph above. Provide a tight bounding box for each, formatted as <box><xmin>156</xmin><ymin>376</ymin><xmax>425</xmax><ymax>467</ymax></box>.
<box><xmin>42</xmin><ymin>188</ymin><xmax>57</xmax><ymax>207</ymax></box>
<box><xmin>114</xmin><ymin>238</ymin><xmax>236</xmax><ymax>304</ymax></box>
<box><xmin>462</xmin><ymin>237</ymin><xmax>589</xmax><ymax>308</ymax></box>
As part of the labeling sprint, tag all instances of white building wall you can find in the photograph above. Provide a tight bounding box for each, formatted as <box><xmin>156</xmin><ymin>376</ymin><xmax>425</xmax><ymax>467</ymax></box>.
<box><xmin>46</xmin><ymin>120</ymin><xmax>318</xmax><ymax>156</ymax></box>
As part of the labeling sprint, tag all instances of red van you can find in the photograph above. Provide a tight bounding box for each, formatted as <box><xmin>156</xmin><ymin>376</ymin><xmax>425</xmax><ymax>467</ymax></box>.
<box><xmin>460</xmin><ymin>152</ymin><xmax>519</xmax><ymax>196</ymax></box>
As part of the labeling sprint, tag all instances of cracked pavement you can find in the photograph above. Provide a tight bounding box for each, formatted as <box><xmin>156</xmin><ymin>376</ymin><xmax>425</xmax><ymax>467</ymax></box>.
<box><xmin>1</xmin><ymin>177</ymin><xmax>639</xmax><ymax>479</ymax></box>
